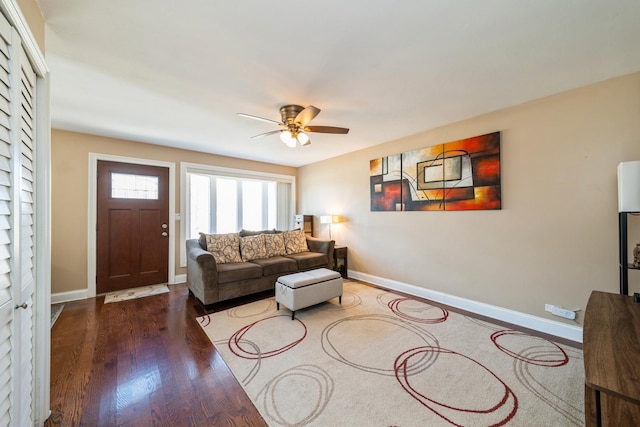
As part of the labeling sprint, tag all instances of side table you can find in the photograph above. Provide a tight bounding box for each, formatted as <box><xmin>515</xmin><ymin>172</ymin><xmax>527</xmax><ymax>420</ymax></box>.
<box><xmin>334</xmin><ymin>245</ymin><xmax>348</xmax><ymax>279</ymax></box>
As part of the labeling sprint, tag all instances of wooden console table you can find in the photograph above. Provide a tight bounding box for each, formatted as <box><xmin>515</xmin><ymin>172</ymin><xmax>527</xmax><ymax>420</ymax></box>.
<box><xmin>584</xmin><ymin>291</ymin><xmax>640</xmax><ymax>426</ymax></box>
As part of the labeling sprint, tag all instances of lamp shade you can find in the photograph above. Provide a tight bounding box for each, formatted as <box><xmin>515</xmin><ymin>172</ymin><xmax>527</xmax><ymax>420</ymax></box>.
<box><xmin>618</xmin><ymin>161</ymin><xmax>640</xmax><ymax>212</ymax></box>
<box><xmin>296</xmin><ymin>132</ymin><xmax>310</xmax><ymax>146</ymax></box>
<box><xmin>320</xmin><ymin>215</ymin><xmax>332</xmax><ymax>224</ymax></box>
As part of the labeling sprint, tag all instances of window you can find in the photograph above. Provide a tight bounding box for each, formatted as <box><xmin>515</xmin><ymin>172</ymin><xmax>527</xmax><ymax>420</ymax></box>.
<box><xmin>180</xmin><ymin>163</ymin><xmax>295</xmax><ymax>265</ymax></box>
<box><xmin>187</xmin><ymin>174</ymin><xmax>278</xmax><ymax>236</ymax></box>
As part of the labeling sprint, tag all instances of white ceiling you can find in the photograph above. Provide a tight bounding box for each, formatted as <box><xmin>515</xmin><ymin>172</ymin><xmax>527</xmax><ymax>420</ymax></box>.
<box><xmin>40</xmin><ymin>0</ymin><xmax>640</xmax><ymax>167</ymax></box>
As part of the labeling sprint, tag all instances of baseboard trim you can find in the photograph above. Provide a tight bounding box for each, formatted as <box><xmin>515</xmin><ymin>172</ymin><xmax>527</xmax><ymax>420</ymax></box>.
<box><xmin>348</xmin><ymin>270</ymin><xmax>583</xmax><ymax>343</ymax></box>
<box><xmin>173</xmin><ymin>274</ymin><xmax>187</xmax><ymax>284</ymax></box>
<box><xmin>51</xmin><ymin>289</ymin><xmax>89</xmax><ymax>304</ymax></box>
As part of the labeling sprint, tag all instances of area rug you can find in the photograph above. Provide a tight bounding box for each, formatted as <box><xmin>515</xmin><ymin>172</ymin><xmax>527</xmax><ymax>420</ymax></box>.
<box><xmin>197</xmin><ymin>281</ymin><xmax>584</xmax><ymax>427</ymax></box>
<box><xmin>103</xmin><ymin>284</ymin><xmax>169</xmax><ymax>304</ymax></box>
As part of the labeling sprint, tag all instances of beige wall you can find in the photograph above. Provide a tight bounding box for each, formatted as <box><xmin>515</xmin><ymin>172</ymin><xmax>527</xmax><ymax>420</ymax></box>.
<box><xmin>16</xmin><ymin>0</ymin><xmax>44</xmax><ymax>52</ymax></box>
<box><xmin>298</xmin><ymin>71</ymin><xmax>640</xmax><ymax>326</ymax></box>
<box><xmin>51</xmin><ymin>130</ymin><xmax>297</xmax><ymax>294</ymax></box>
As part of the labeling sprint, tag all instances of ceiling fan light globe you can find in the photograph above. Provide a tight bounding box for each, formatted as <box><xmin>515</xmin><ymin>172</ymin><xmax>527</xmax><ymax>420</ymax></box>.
<box><xmin>296</xmin><ymin>132</ymin><xmax>310</xmax><ymax>146</ymax></box>
<box><xmin>280</xmin><ymin>130</ymin><xmax>297</xmax><ymax>147</ymax></box>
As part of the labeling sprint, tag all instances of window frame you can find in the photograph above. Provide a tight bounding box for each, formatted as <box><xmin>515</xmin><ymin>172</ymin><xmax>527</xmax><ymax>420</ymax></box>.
<box><xmin>179</xmin><ymin>162</ymin><xmax>296</xmax><ymax>267</ymax></box>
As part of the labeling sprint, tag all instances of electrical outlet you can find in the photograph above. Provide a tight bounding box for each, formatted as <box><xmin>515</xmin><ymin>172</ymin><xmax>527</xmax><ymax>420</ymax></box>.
<box><xmin>545</xmin><ymin>304</ymin><xmax>577</xmax><ymax>320</ymax></box>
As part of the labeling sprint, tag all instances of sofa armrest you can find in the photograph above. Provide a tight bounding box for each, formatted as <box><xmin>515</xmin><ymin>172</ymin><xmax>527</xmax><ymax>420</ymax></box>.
<box><xmin>306</xmin><ymin>236</ymin><xmax>336</xmax><ymax>269</ymax></box>
<box><xmin>186</xmin><ymin>239</ymin><xmax>219</xmax><ymax>303</ymax></box>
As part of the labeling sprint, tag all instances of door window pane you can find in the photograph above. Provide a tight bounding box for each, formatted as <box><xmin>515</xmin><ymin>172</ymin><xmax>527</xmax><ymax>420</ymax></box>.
<box><xmin>111</xmin><ymin>173</ymin><xmax>158</xmax><ymax>199</ymax></box>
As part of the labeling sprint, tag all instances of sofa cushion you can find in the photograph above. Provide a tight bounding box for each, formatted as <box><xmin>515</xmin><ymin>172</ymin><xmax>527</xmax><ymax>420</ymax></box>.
<box><xmin>264</xmin><ymin>233</ymin><xmax>286</xmax><ymax>257</ymax></box>
<box><xmin>204</xmin><ymin>233</ymin><xmax>242</xmax><ymax>264</ymax></box>
<box><xmin>239</xmin><ymin>228</ymin><xmax>277</xmax><ymax>237</ymax></box>
<box><xmin>250</xmin><ymin>256</ymin><xmax>297</xmax><ymax>276</ymax></box>
<box><xmin>240</xmin><ymin>234</ymin><xmax>268</xmax><ymax>261</ymax></box>
<box><xmin>285</xmin><ymin>251</ymin><xmax>329</xmax><ymax>270</ymax></box>
<box><xmin>283</xmin><ymin>229</ymin><xmax>309</xmax><ymax>254</ymax></box>
<box><xmin>217</xmin><ymin>261</ymin><xmax>262</xmax><ymax>284</ymax></box>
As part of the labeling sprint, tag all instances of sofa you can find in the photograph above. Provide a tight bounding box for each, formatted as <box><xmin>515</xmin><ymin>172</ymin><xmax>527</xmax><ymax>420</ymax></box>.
<box><xmin>186</xmin><ymin>228</ymin><xmax>335</xmax><ymax>307</ymax></box>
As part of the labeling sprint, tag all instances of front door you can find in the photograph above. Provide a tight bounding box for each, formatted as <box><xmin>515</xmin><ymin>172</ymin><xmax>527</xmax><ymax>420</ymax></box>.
<box><xmin>97</xmin><ymin>161</ymin><xmax>169</xmax><ymax>294</ymax></box>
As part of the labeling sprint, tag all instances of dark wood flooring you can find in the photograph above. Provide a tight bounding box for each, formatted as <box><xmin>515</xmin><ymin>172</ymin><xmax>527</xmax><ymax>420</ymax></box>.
<box><xmin>45</xmin><ymin>283</ymin><xmax>267</xmax><ymax>427</ymax></box>
<box><xmin>45</xmin><ymin>281</ymin><xmax>580</xmax><ymax>427</ymax></box>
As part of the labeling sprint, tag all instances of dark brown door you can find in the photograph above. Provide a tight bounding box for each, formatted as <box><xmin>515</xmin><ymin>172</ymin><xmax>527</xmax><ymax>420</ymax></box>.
<box><xmin>97</xmin><ymin>161</ymin><xmax>169</xmax><ymax>293</ymax></box>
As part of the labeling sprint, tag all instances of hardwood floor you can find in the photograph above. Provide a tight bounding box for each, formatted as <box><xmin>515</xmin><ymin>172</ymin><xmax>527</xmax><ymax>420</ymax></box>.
<box><xmin>45</xmin><ymin>283</ymin><xmax>267</xmax><ymax>427</ymax></box>
<box><xmin>46</xmin><ymin>281</ymin><xmax>580</xmax><ymax>427</ymax></box>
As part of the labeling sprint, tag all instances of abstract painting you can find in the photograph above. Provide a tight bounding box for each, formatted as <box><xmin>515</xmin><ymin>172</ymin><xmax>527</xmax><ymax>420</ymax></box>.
<box><xmin>370</xmin><ymin>132</ymin><xmax>501</xmax><ymax>211</ymax></box>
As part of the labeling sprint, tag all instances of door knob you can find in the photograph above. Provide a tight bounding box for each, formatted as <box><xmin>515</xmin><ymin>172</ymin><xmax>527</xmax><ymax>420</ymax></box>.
<box><xmin>161</xmin><ymin>223</ymin><xmax>168</xmax><ymax>229</ymax></box>
<box><xmin>15</xmin><ymin>302</ymin><xmax>27</xmax><ymax>309</ymax></box>
<box><xmin>162</xmin><ymin>232</ymin><xmax>168</xmax><ymax>237</ymax></box>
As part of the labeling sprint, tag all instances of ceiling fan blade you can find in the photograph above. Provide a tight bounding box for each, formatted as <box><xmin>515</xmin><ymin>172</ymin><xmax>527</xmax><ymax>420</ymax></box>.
<box><xmin>250</xmin><ymin>130</ymin><xmax>282</xmax><ymax>139</ymax></box>
<box><xmin>294</xmin><ymin>105</ymin><xmax>321</xmax><ymax>126</ymax></box>
<box><xmin>303</xmin><ymin>125</ymin><xmax>349</xmax><ymax>134</ymax></box>
<box><xmin>237</xmin><ymin>112</ymin><xmax>283</xmax><ymax>126</ymax></box>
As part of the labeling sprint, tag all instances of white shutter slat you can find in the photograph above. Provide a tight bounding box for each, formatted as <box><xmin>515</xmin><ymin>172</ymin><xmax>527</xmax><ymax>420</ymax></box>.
<box><xmin>0</xmin><ymin>304</ymin><xmax>12</xmax><ymax>424</ymax></box>
<box><xmin>0</xmin><ymin>260</ymin><xmax>10</xmax><ymax>275</ymax></box>
<box><xmin>0</xmin><ymin>288</ymin><xmax>8</xmax><ymax>313</ymax></box>
<box><xmin>0</xmin><ymin>82</ymin><xmax>8</xmax><ymax>105</ymax></box>
<box><xmin>20</xmin><ymin>166</ymin><xmax>30</xmax><ymax>182</ymax></box>
<box><xmin>0</xmin><ymin>42</ymin><xmax>8</xmax><ymax>65</ymax></box>
<box><xmin>0</xmin><ymin>111</ymin><xmax>9</xmax><ymax>132</ymax></box>
<box><xmin>20</xmin><ymin>118</ymin><xmax>31</xmax><ymax>139</ymax></box>
<box><xmin>0</xmin><ymin>53</ymin><xmax>7</xmax><ymax>75</ymax></box>
<box><xmin>21</xmin><ymin>178</ymin><xmax>32</xmax><ymax>192</ymax></box>
<box><xmin>21</xmin><ymin>143</ymin><xmax>32</xmax><ymax>162</ymax></box>
<box><xmin>20</xmin><ymin>154</ymin><xmax>31</xmax><ymax>172</ymax></box>
<box><xmin>0</xmin><ymin>127</ymin><xmax>9</xmax><ymax>146</ymax></box>
<box><xmin>20</xmin><ymin>191</ymin><xmax>32</xmax><ymax>204</ymax></box>
<box><xmin>0</xmin><ymin>68</ymin><xmax>7</xmax><ymax>90</ymax></box>
<box><xmin>21</xmin><ymin>210</ymin><xmax>32</xmax><ymax>222</ymax></box>
<box><xmin>21</xmin><ymin>133</ymin><xmax>33</xmax><ymax>152</ymax></box>
<box><xmin>21</xmin><ymin>89</ymin><xmax>32</xmax><ymax>112</ymax></box>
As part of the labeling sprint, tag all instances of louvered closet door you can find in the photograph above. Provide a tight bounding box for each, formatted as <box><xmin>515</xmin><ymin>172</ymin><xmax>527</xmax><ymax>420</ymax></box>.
<box><xmin>0</xmin><ymin>13</ymin><xmax>13</xmax><ymax>425</ymax></box>
<box><xmin>0</xmin><ymin>10</ymin><xmax>36</xmax><ymax>427</ymax></box>
<box><xmin>15</xmin><ymin>45</ymin><xmax>36</xmax><ymax>427</ymax></box>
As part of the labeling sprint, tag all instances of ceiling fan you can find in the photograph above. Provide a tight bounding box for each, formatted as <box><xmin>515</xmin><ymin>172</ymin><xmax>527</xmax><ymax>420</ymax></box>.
<box><xmin>237</xmin><ymin>104</ymin><xmax>349</xmax><ymax>147</ymax></box>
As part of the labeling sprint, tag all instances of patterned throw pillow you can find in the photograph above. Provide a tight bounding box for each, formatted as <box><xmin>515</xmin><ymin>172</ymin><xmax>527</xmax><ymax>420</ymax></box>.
<box><xmin>240</xmin><ymin>234</ymin><xmax>268</xmax><ymax>261</ymax></box>
<box><xmin>283</xmin><ymin>229</ymin><xmax>309</xmax><ymax>254</ymax></box>
<box><xmin>263</xmin><ymin>233</ymin><xmax>286</xmax><ymax>257</ymax></box>
<box><xmin>204</xmin><ymin>233</ymin><xmax>242</xmax><ymax>264</ymax></box>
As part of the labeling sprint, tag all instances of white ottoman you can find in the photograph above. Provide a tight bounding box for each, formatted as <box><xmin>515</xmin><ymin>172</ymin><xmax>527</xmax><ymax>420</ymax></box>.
<box><xmin>276</xmin><ymin>268</ymin><xmax>343</xmax><ymax>320</ymax></box>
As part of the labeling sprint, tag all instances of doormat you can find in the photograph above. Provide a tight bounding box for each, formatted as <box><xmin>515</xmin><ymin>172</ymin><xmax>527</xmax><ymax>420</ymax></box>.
<box><xmin>104</xmin><ymin>284</ymin><xmax>170</xmax><ymax>304</ymax></box>
<box><xmin>51</xmin><ymin>304</ymin><xmax>64</xmax><ymax>327</ymax></box>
